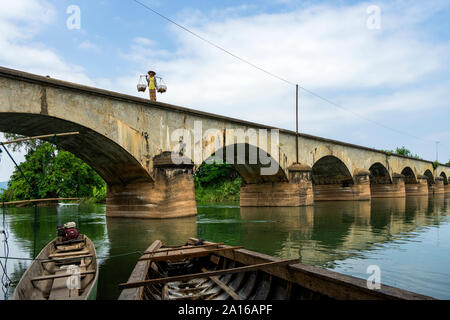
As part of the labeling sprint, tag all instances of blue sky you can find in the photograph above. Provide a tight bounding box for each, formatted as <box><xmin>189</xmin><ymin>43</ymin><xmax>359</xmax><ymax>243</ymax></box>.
<box><xmin>1</xmin><ymin>0</ymin><xmax>450</xmax><ymax>181</ymax></box>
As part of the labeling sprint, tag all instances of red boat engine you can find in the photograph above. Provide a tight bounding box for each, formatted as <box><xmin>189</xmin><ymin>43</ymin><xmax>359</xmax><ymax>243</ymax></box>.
<box><xmin>57</xmin><ymin>222</ymin><xmax>79</xmax><ymax>241</ymax></box>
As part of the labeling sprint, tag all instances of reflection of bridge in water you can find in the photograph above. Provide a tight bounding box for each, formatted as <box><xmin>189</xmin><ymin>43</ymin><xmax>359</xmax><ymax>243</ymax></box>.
<box><xmin>239</xmin><ymin>196</ymin><xmax>448</xmax><ymax>266</ymax></box>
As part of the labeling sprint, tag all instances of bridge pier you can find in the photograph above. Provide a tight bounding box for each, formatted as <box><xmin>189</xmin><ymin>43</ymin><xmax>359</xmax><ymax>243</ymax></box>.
<box><xmin>106</xmin><ymin>153</ymin><xmax>197</xmax><ymax>219</ymax></box>
<box><xmin>405</xmin><ymin>175</ymin><xmax>429</xmax><ymax>197</ymax></box>
<box><xmin>240</xmin><ymin>164</ymin><xmax>313</xmax><ymax>207</ymax></box>
<box><xmin>431</xmin><ymin>177</ymin><xmax>445</xmax><ymax>195</ymax></box>
<box><xmin>314</xmin><ymin>169</ymin><xmax>371</xmax><ymax>201</ymax></box>
<box><xmin>370</xmin><ymin>173</ymin><xmax>406</xmax><ymax>198</ymax></box>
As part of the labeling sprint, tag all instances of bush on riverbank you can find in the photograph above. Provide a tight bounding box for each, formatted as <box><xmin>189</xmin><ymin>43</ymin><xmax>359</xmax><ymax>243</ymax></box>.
<box><xmin>0</xmin><ymin>141</ymin><xmax>106</xmax><ymax>204</ymax></box>
<box><xmin>195</xmin><ymin>178</ymin><xmax>241</xmax><ymax>203</ymax></box>
<box><xmin>194</xmin><ymin>159</ymin><xmax>241</xmax><ymax>203</ymax></box>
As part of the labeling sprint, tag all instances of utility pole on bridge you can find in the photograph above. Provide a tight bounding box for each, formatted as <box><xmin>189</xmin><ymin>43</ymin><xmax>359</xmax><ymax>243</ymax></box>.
<box><xmin>296</xmin><ymin>84</ymin><xmax>299</xmax><ymax>164</ymax></box>
<box><xmin>436</xmin><ymin>141</ymin><xmax>440</xmax><ymax>162</ymax></box>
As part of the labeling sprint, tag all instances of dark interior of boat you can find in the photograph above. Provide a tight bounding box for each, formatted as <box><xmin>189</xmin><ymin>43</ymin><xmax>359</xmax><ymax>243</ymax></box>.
<box><xmin>141</xmin><ymin>247</ymin><xmax>325</xmax><ymax>300</ymax></box>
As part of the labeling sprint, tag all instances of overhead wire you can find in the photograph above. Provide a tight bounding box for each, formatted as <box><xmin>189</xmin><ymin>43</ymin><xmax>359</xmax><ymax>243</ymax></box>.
<box><xmin>131</xmin><ymin>0</ymin><xmax>448</xmax><ymax>155</ymax></box>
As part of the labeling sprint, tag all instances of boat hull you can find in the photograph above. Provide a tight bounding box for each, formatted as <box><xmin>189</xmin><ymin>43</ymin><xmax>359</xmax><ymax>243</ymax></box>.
<box><xmin>119</xmin><ymin>238</ymin><xmax>434</xmax><ymax>300</ymax></box>
<box><xmin>13</xmin><ymin>235</ymin><xmax>99</xmax><ymax>300</ymax></box>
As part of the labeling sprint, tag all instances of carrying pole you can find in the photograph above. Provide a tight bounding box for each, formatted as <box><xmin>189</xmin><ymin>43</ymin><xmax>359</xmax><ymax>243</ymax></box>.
<box><xmin>296</xmin><ymin>84</ymin><xmax>299</xmax><ymax>164</ymax></box>
<box><xmin>0</xmin><ymin>132</ymin><xmax>79</xmax><ymax>146</ymax></box>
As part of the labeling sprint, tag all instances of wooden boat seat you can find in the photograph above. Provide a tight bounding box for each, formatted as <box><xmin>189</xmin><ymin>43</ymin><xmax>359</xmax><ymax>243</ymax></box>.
<box><xmin>48</xmin><ymin>249</ymin><xmax>90</xmax><ymax>258</ymax></box>
<box><xmin>55</xmin><ymin>242</ymin><xmax>85</xmax><ymax>252</ymax></box>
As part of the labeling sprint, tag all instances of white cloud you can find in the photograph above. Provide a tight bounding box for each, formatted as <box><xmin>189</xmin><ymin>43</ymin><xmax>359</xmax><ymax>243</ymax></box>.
<box><xmin>118</xmin><ymin>1</ymin><xmax>449</xmax><ymax>129</ymax></box>
<box><xmin>0</xmin><ymin>0</ymin><xmax>98</xmax><ymax>181</ymax></box>
<box><xmin>113</xmin><ymin>1</ymin><xmax>450</xmax><ymax>162</ymax></box>
<box><xmin>0</xmin><ymin>0</ymin><xmax>95</xmax><ymax>85</ymax></box>
<box><xmin>78</xmin><ymin>40</ymin><xmax>100</xmax><ymax>53</ymax></box>
<box><xmin>0</xmin><ymin>134</ymin><xmax>26</xmax><ymax>182</ymax></box>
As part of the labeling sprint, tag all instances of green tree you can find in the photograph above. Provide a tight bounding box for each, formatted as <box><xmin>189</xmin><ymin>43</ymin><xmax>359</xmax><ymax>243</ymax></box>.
<box><xmin>394</xmin><ymin>146</ymin><xmax>421</xmax><ymax>159</ymax></box>
<box><xmin>382</xmin><ymin>146</ymin><xmax>421</xmax><ymax>159</ymax></box>
<box><xmin>194</xmin><ymin>159</ymin><xmax>239</xmax><ymax>187</ymax></box>
<box><xmin>1</xmin><ymin>142</ymin><xmax>105</xmax><ymax>202</ymax></box>
<box><xmin>193</xmin><ymin>159</ymin><xmax>242</xmax><ymax>203</ymax></box>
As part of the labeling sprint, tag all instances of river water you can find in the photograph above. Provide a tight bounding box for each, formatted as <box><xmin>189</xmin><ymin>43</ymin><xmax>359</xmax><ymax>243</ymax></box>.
<box><xmin>1</xmin><ymin>196</ymin><xmax>449</xmax><ymax>300</ymax></box>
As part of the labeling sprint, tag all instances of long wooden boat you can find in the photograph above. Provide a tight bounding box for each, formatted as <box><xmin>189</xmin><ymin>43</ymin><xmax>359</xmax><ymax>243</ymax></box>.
<box><xmin>13</xmin><ymin>234</ymin><xmax>98</xmax><ymax>300</ymax></box>
<box><xmin>118</xmin><ymin>238</ymin><xmax>434</xmax><ymax>300</ymax></box>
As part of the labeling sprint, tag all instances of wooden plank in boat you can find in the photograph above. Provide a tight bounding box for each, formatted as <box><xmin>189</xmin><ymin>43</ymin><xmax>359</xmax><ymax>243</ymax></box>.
<box><xmin>145</xmin><ymin>243</ymin><xmax>224</xmax><ymax>255</ymax></box>
<box><xmin>31</xmin><ymin>270</ymin><xmax>96</xmax><ymax>282</ymax></box>
<box><xmin>119</xmin><ymin>259</ymin><xmax>299</xmax><ymax>289</ymax></box>
<box><xmin>48</xmin><ymin>249</ymin><xmax>90</xmax><ymax>258</ymax></box>
<box><xmin>138</xmin><ymin>246</ymin><xmax>243</xmax><ymax>262</ymax></box>
<box><xmin>196</xmin><ymin>239</ymin><xmax>434</xmax><ymax>300</ymax></box>
<box><xmin>201</xmin><ymin>267</ymin><xmax>242</xmax><ymax>300</ymax></box>
<box><xmin>48</xmin><ymin>264</ymin><xmax>87</xmax><ymax>300</ymax></box>
<box><xmin>118</xmin><ymin>240</ymin><xmax>163</xmax><ymax>300</ymax></box>
<box><xmin>55</xmin><ymin>242</ymin><xmax>84</xmax><ymax>252</ymax></box>
<box><xmin>49</xmin><ymin>269</ymin><xmax>71</xmax><ymax>300</ymax></box>
<box><xmin>210</xmin><ymin>255</ymin><xmax>220</xmax><ymax>265</ymax></box>
<box><xmin>41</xmin><ymin>254</ymin><xmax>93</xmax><ymax>264</ymax></box>
<box><xmin>161</xmin><ymin>284</ymin><xmax>169</xmax><ymax>300</ymax></box>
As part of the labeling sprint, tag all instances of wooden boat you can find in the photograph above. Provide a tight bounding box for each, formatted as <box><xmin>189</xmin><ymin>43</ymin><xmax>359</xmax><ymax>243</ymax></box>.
<box><xmin>119</xmin><ymin>238</ymin><xmax>434</xmax><ymax>300</ymax></box>
<box><xmin>13</xmin><ymin>234</ymin><xmax>98</xmax><ymax>300</ymax></box>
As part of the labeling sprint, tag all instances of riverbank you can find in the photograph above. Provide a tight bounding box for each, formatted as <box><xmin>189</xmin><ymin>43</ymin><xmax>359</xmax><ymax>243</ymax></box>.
<box><xmin>194</xmin><ymin>178</ymin><xmax>241</xmax><ymax>203</ymax></box>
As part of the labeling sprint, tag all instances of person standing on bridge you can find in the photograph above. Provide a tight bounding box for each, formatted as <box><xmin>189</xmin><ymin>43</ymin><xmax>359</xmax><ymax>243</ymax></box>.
<box><xmin>146</xmin><ymin>70</ymin><xmax>159</xmax><ymax>101</ymax></box>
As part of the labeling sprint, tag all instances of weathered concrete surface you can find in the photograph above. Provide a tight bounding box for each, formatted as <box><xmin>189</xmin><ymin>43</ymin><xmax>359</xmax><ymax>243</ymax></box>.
<box><xmin>240</xmin><ymin>164</ymin><xmax>313</xmax><ymax>206</ymax></box>
<box><xmin>106</xmin><ymin>153</ymin><xmax>197</xmax><ymax>218</ymax></box>
<box><xmin>405</xmin><ymin>176</ymin><xmax>429</xmax><ymax>197</ymax></box>
<box><xmin>370</xmin><ymin>174</ymin><xmax>406</xmax><ymax>198</ymax></box>
<box><xmin>313</xmin><ymin>169</ymin><xmax>370</xmax><ymax>201</ymax></box>
<box><xmin>431</xmin><ymin>177</ymin><xmax>445</xmax><ymax>196</ymax></box>
<box><xmin>1</xmin><ymin>67</ymin><xmax>450</xmax><ymax>218</ymax></box>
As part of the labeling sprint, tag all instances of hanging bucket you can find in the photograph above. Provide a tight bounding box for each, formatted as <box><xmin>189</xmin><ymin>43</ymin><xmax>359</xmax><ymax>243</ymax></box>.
<box><xmin>157</xmin><ymin>77</ymin><xmax>167</xmax><ymax>93</ymax></box>
<box><xmin>157</xmin><ymin>84</ymin><xmax>167</xmax><ymax>93</ymax></box>
<box><xmin>137</xmin><ymin>75</ymin><xmax>147</xmax><ymax>92</ymax></box>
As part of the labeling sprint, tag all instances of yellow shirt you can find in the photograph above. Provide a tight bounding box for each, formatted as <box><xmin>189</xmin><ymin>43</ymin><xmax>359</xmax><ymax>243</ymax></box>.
<box><xmin>148</xmin><ymin>76</ymin><xmax>156</xmax><ymax>90</ymax></box>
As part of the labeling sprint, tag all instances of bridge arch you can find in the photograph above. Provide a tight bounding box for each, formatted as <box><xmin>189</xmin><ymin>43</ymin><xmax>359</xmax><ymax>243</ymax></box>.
<box><xmin>369</xmin><ymin>162</ymin><xmax>392</xmax><ymax>185</ymax></box>
<box><xmin>440</xmin><ymin>172</ymin><xmax>448</xmax><ymax>185</ymax></box>
<box><xmin>0</xmin><ymin>113</ymin><xmax>151</xmax><ymax>186</ymax></box>
<box><xmin>312</xmin><ymin>155</ymin><xmax>354</xmax><ymax>186</ymax></box>
<box><xmin>424</xmin><ymin>169</ymin><xmax>434</xmax><ymax>186</ymax></box>
<box><xmin>311</xmin><ymin>155</ymin><xmax>370</xmax><ymax>201</ymax></box>
<box><xmin>401</xmin><ymin>167</ymin><xmax>417</xmax><ymax>184</ymax></box>
<box><xmin>199</xmin><ymin>142</ymin><xmax>288</xmax><ymax>184</ymax></box>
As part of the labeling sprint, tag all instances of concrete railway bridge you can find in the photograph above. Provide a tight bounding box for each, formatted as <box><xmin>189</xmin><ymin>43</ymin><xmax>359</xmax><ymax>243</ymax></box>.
<box><xmin>1</xmin><ymin>67</ymin><xmax>449</xmax><ymax>218</ymax></box>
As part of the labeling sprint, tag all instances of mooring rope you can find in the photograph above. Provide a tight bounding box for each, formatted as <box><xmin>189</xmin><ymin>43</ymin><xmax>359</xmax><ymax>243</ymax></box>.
<box><xmin>0</xmin><ymin>203</ymin><xmax>12</xmax><ymax>300</ymax></box>
<box><xmin>0</xmin><ymin>250</ymin><xmax>145</xmax><ymax>262</ymax></box>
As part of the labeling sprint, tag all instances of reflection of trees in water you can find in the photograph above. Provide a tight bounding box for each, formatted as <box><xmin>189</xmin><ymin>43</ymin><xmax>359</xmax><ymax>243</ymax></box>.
<box><xmin>3</xmin><ymin>260</ymin><xmax>30</xmax><ymax>299</ymax></box>
<box><xmin>197</xmin><ymin>205</ymin><xmax>243</xmax><ymax>246</ymax></box>
<box><xmin>237</xmin><ymin>197</ymin><xmax>447</xmax><ymax>268</ymax></box>
<box><xmin>7</xmin><ymin>204</ymin><xmax>108</xmax><ymax>254</ymax></box>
